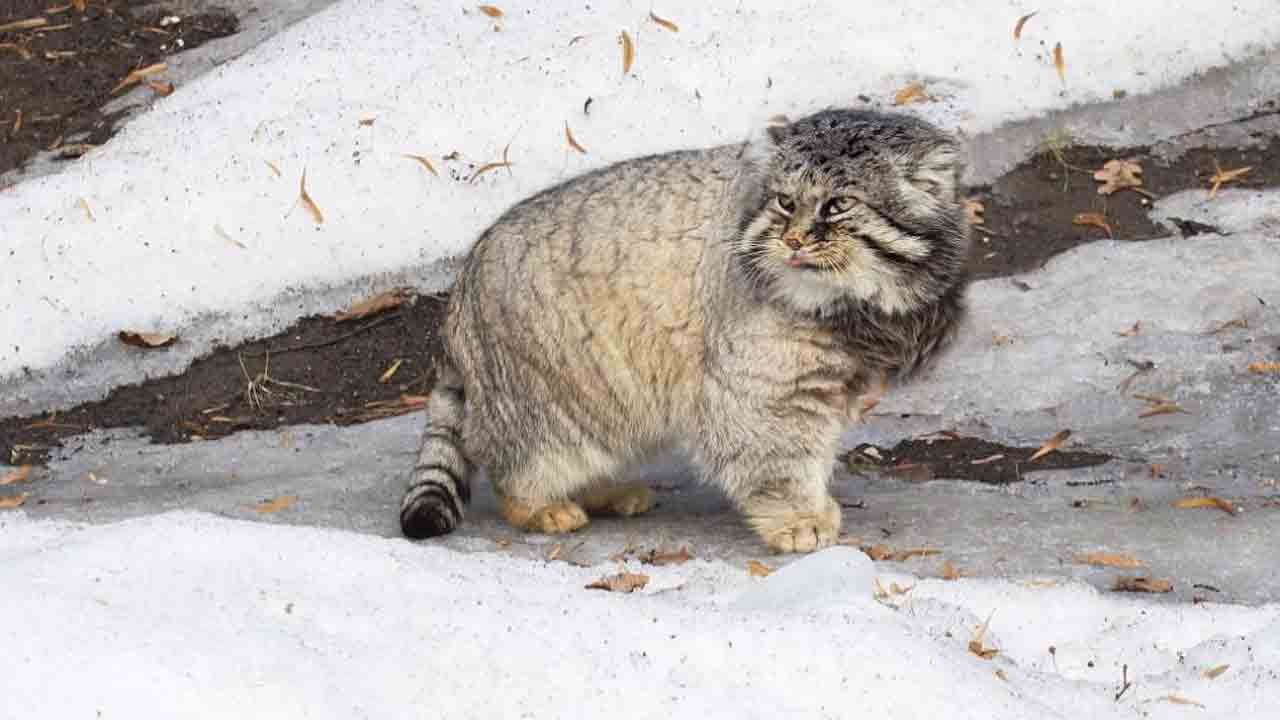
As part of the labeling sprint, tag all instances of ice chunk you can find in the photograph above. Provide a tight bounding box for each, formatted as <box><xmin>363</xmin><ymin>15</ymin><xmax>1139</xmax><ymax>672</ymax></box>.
<box><xmin>732</xmin><ymin>546</ymin><xmax>875</xmax><ymax>611</ymax></box>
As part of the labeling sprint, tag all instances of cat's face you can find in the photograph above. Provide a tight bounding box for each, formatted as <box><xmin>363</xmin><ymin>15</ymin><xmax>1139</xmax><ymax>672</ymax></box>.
<box><xmin>736</xmin><ymin>109</ymin><xmax>969</xmax><ymax>315</ymax></box>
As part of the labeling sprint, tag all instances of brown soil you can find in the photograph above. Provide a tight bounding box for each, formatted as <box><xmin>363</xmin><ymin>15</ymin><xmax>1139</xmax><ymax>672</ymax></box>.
<box><xmin>0</xmin><ymin>0</ymin><xmax>238</xmax><ymax>180</ymax></box>
<box><xmin>3</xmin><ymin>16</ymin><xmax>1278</xmax><ymax>474</ymax></box>
<box><xmin>843</xmin><ymin>435</ymin><xmax>1113</xmax><ymax>485</ymax></box>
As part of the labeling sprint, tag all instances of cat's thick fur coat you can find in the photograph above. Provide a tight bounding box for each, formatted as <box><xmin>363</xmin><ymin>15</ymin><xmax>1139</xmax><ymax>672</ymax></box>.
<box><xmin>401</xmin><ymin>109</ymin><xmax>969</xmax><ymax>552</ymax></box>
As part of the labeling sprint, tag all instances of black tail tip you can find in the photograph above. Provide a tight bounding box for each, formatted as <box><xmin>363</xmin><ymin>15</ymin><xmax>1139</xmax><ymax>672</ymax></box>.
<box><xmin>400</xmin><ymin>498</ymin><xmax>460</xmax><ymax>539</ymax></box>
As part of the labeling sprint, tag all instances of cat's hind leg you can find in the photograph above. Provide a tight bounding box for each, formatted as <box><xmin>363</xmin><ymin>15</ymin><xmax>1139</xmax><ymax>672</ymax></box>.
<box><xmin>490</xmin><ymin>444</ymin><xmax>625</xmax><ymax>535</ymax></box>
<box><xmin>576</xmin><ymin>484</ymin><xmax>654</xmax><ymax>517</ymax></box>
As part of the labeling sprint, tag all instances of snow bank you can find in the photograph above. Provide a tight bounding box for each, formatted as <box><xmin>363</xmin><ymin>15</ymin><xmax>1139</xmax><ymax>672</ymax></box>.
<box><xmin>3</xmin><ymin>0</ymin><xmax>1279</xmax><ymax>388</ymax></box>
<box><xmin>2</xmin><ymin>511</ymin><xmax>1277</xmax><ymax>719</ymax></box>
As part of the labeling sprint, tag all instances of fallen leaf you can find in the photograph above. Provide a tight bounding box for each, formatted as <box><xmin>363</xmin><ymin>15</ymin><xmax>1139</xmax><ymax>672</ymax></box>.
<box><xmin>264</xmin><ymin>160</ymin><xmax>282</xmax><ymax>177</ymax></box>
<box><xmin>992</xmin><ymin>333</ymin><xmax>1014</xmax><ymax>346</ymax></box>
<box><xmin>1204</xmin><ymin>664</ymin><xmax>1230</xmax><ymax>680</ymax></box>
<box><xmin>0</xmin><ymin>42</ymin><xmax>34</xmax><ymax>60</ymax></box>
<box><xmin>862</xmin><ymin>544</ymin><xmax>893</xmax><ymax>561</ymax></box>
<box><xmin>1013</xmin><ymin>11</ymin><xmax>1037</xmax><ymax>41</ymax></box>
<box><xmin>565</xmin><ymin>122</ymin><xmax>587</xmax><ymax>154</ymax></box>
<box><xmin>747</xmin><ymin>560</ymin><xmax>774</xmax><ymax>577</ymax></box>
<box><xmin>299</xmin><ymin>169</ymin><xmax>324</xmax><ymax>224</ymax></box>
<box><xmin>250</xmin><ymin>495</ymin><xmax>298</xmax><ymax>513</ymax></box>
<box><xmin>468</xmin><ymin>143</ymin><xmax>513</xmax><ymax>183</ymax></box>
<box><xmin>1116</xmin><ymin>321</ymin><xmax>1141</xmax><ymax>337</ymax></box>
<box><xmin>970</xmin><ymin>453</ymin><xmax>1005</xmax><ymax>466</ymax></box>
<box><xmin>546</xmin><ymin>543</ymin><xmax>562</xmax><ymax>562</ymax></box>
<box><xmin>1149</xmin><ymin>464</ymin><xmax>1166</xmax><ymax>478</ymax></box>
<box><xmin>147</xmin><ymin>80</ymin><xmax>175</xmax><ymax>97</ymax></box>
<box><xmin>11</xmin><ymin>109</ymin><xmax>21</xmax><ymax>134</ymax></box>
<box><xmin>893</xmin><ymin>547</ymin><xmax>941</xmax><ymax>562</ymax></box>
<box><xmin>963</xmin><ymin>199</ymin><xmax>985</xmax><ymax>226</ymax></box>
<box><xmin>404</xmin><ymin>153</ymin><xmax>438</xmax><ymax>176</ymax></box>
<box><xmin>641</xmin><ymin>547</ymin><xmax>692</xmax><ymax>566</ymax></box>
<box><xmin>1052</xmin><ymin>42</ymin><xmax>1065</xmax><ymax>83</ymax></box>
<box><xmin>893</xmin><ymin>81</ymin><xmax>929</xmax><ymax>106</ymax></box>
<box><xmin>118</xmin><ymin>331</ymin><xmax>177</xmax><ymax>349</ymax></box>
<box><xmin>1072</xmin><ymin>212</ymin><xmax>1112</xmax><ymax>238</ymax></box>
<box><xmin>477</xmin><ymin>5</ymin><xmax>503</xmax><ymax>18</ymax></box>
<box><xmin>968</xmin><ymin>611</ymin><xmax>999</xmax><ymax>660</ymax></box>
<box><xmin>995</xmin><ymin>669</ymin><xmax>1008</xmax><ymax>681</ymax></box>
<box><xmin>58</xmin><ymin>143</ymin><xmax>95</xmax><ymax>159</ymax></box>
<box><xmin>585</xmin><ymin>571</ymin><xmax>649</xmax><ymax>593</ymax></box>
<box><xmin>0</xmin><ymin>17</ymin><xmax>48</xmax><ymax>33</ymax></box>
<box><xmin>72</xmin><ymin>0</ymin><xmax>86</xmax><ymax>11</ymax></box>
<box><xmin>889</xmin><ymin>582</ymin><xmax>915</xmax><ymax>595</ymax></box>
<box><xmin>358</xmin><ymin>113</ymin><xmax>376</xmax><ymax>127</ymax></box>
<box><xmin>1029</xmin><ymin>429</ymin><xmax>1071</xmax><ymax>461</ymax></box>
<box><xmin>1138</xmin><ymin>403</ymin><xmax>1185</xmax><ymax>419</ymax></box>
<box><xmin>1173</xmin><ymin>496</ymin><xmax>1238</xmax><ymax>515</ymax></box>
<box><xmin>77</xmin><ymin>197</ymin><xmax>94</xmax><ymax>222</ymax></box>
<box><xmin>649</xmin><ymin>11</ymin><xmax>679</xmax><ymax>32</ymax></box>
<box><xmin>111</xmin><ymin>61</ymin><xmax>167</xmax><ymax>93</ymax></box>
<box><xmin>1248</xmin><ymin>361</ymin><xmax>1280</xmax><ymax>374</ymax></box>
<box><xmin>379</xmin><ymin>359</ymin><xmax>403</xmax><ymax>384</ymax></box>
<box><xmin>619</xmin><ymin>30</ymin><xmax>634</xmax><ymax>74</ymax></box>
<box><xmin>0</xmin><ymin>466</ymin><xmax>32</xmax><ymax>486</ymax></box>
<box><xmin>1093</xmin><ymin>158</ymin><xmax>1144</xmax><ymax>195</ymax></box>
<box><xmin>0</xmin><ymin>493</ymin><xmax>29</xmax><ymax>509</ymax></box>
<box><xmin>942</xmin><ymin>560</ymin><xmax>964</xmax><ymax>580</ymax></box>
<box><xmin>1074</xmin><ymin>552</ymin><xmax>1143</xmax><ymax>569</ymax></box>
<box><xmin>214</xmin><ymin>223</ymin><xmax>246</xmax><ymax>249</ymax></box>
<box><xmin>334</xmin><ymin>289</ymin><xmax>408</xmax><ymax>322</ymax></box>
<box><xmin>1132</xmin><ymin>393</ymin><xmax>1172</xmax><ymax>405</ymax></box>
<box><xmin>1208</xmin><ymin>159</ymin><xmax>1250</xmax><ymax>199</ymax></box>
<box><xmin>1112</xmin><ymin>576</ymin><xmax>1172</xmax><ymax>593</ymax></box>
<box><xmin>1158</xmin><ymin>695</ymin><xmax>1204</xmax><ymax>709</ymax></box>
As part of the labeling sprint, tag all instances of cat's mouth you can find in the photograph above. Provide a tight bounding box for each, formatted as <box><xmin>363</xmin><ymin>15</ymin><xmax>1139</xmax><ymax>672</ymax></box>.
<box><xmin>786</xmin><ymin>251</ymin><xmax>822</xmax><ymax>270</ymax></box>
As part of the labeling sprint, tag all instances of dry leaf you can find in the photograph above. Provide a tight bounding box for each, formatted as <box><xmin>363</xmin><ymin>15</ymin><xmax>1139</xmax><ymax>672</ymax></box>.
<box><xmin>214</xmin><ymin>223</ymin><xmax>246</xmax><ymax>249</ymax></box>
<box><xmin>893</xmin><ymin>548</ymin><xmax>941</xmax><ymax>562</ymax></box>
<box><xmin>963</xmin><ymin>199</ymin><xmax>985</xmax><ymax>226</ymax></box>
<box><xmin>747</xmin><ymin>560</ymin><xmax>774</xmax><ymax>577</ymax></box>
<box><xmin>250</xmin><ymin>495</ymin><xmax>298</xmax><ymax>513</ymax></box>
<box><xmin>565</xmin><ymin>122</ymin><xmax>587</xmax><ymax>154</ymax></box>
<box><xmin>111</xmin><ymin>62</ymin><xmax>167</xmax><ymax>93</ymax></box>
<box><xmin>477</xmin><ymin>5</ymin><xmax>503</xmax><ymax>18</ymax></box>
<box><xmin>1149</xmin><ymin>463</ymin><xmax>1167</xmax><ymax>478</ymax></box>
<box><xmin>264</xmin><ymin>160</ymin><xmax>282</xmax><ymax>177</ymax></box>
<box><xmin>118</xmin><ymin>331</ymin><xmax>177</xmax><ymax>349</ymax></box>
<box><xmin>585</xmin><ymin>571</ymin><xmax>649</xmax><ymax>593</ymax></box>
<box><xmin>334</xmin><ymin>289</ymin><xmax>407</xmax><ymax>322</ymax></box>
<box><xmin>893</xmin><ymin>81</ymin><xmax>928</xmax><ymax>106</ymax></box>
<box><xmin>358</xmin><ymin>113</ymin><xmax>376</xmax><ymax>127</ymax></box>
<box><xmin>299</xmin><ymin>169</ymin><xmax>324</xmax><ymax>224</ymax></box>
<box><xmin>72</xmin><ymin>0</ymin><xmax>87</xmax><ymax>11</ymax></box>
<box><xmin>992</xmin><ymin>333</ymin><xmax>1014</xmax><ymax>346</ymax></box>
<box><xmin>0</xmin><ymin>465</ymin><xmax>32</xmax><ymax>486</ymax></box>
<box><xmin>1116</xmin><ymin>321</ymin><xmax>1141</xmax><ymax>337</ymax></box>
<box><xmin>1074</xmin><ymin>552</ymin><xmax>1143</xmax><ymax>568</ymax></box>
<box><xmin>889</xmin><ymin>582</ymin><xmax>915</xmax><ymax>595</ymax></box>
<box><xmin>1112</xmin><ymin>576</ymin><xmax>1172</xmax><ymax>593</ymax></box>
<box><xmin>1173</xmin><ymin>496</ymin><xmax>1238</xmax><ymax>515</ymax></box>
<box><xmin>649</xmin><ymin>11</ymin><xmax>679</xmax><ymax>32</ymax></box>
<box><xmin>1013</xmin><ymin>11</ymin><xmax>1037</xmax><ymax>41</ymax></box>
<box><xmin>1248</xmin><ymin>361</ymin><xmax>1280</xmax><ymax>374</ymax></box>
<box><xmin>379</xmin><ymin>359</ymin><xmax>403</xmax><ymax>384</ymax></box>
<box><xmin>468</xmin><ymin>143</ymin><xmax>513</xmax><ymax>183</ymax></box>
<box><xmin>1138</xmin><ymin>402</ymin><xmax>1185</xmax><ymax>419</ymax></box>
<box><xmin>970</xmin><ymin>453</ymin><xmax>1005</xmax><ymax>465</ymax></box>
<box><xmin>942</xmin><ymin>561</ymin><xmax>964</xmax><ymax>580</ymax></box>
<box><xmin>76</xmin><ymin>197</ymin><xmax>94</xmax><ymax>222</ymax></box>
<box><xmin>0</xmin><ymin>18</ymin><xmax>49</xmax><ymax>33</ymax></box>
<box><xmin>1158</xmin><ymin>695</ymin><xmax>1204</xmax><ymax>708</ymax></box>
<box><xmin>1029</xmin><ymin>429</ymin><xmax>1071</xmax><ymax>461</ymax></box>
<box><xmin>968</xmin><ymin>611</ymin><xmax>998</xmax><ymax>660</ymax></box>
<box><xmin>404</xmin><ymin>154</ymin><xmax>438</xmax><ymax>176</ymax></box>
<box><xmin>147</xmin><ymin>80</ymin><xmax>175</xmax><ymax>97</ymax></box>
<box><xmin>0</xmin><ymin>42</ymin><xmax>34</xmax><ymax>60</ymax></box>
<box><xmin>995</xmin><ymin>669</ymin><xmax>1008</xmax><ymax>681</ymax></box>
<box><xmin>546</xmin><ymin>543</ymin><xmax>563</xmax><ymax>562</ymax></box>
<box><xmin>11</xmin><ymin>109</ymin><xmax>21</xmax><ymax>134</ymax></box>
<box><xmin>1203</xmin><ymin>664</ymin><xmax>1230</xmax><ymax>680</ymax></box>
<box><xmin>862</xmin><ymin>544</ymin><xmax>893</xmax><ymax>561</ymax></box>
<box><xmin>1093</xmin><ymin>159</ymin><xmax>1143</xmax><ymax>195</ymax></box>
<box><xmin>1052</xmin><ymin>42</ymin><xmax>1065</xmax><ymax>83</ymax></box>
<box><xmin>641</xmin><ymin>547</ymin><xmax>692</xmax><ymax>566</ymax></box>
<box><xmin>1072</xmin><ymin>212</ymin><xmax>1112</xmax><ymax>238</ymax></box>
<box><xmin>1208</xmin><ymin>160</ymin><xmax>1250</xmax><ymax>199</ymax></box>
<box><xmin>619</xmin><ymin>30</ymin><xmax>635</xmax><ymax>74</ymax></box>
<box><xmin>0</xmin><ymin>493</ymin><xmax>29</xmax><ymax>509</ymax></box>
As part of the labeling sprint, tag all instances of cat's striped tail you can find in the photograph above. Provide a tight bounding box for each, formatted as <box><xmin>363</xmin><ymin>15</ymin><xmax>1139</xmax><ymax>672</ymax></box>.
<box><xmin>400</xmin><ymin>361</ymin><xmax>472</xmax><ymax>539</ymax></box>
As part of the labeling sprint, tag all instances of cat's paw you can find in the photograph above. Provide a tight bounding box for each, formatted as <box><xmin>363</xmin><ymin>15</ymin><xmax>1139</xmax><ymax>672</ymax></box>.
<box><xmin>749</xmin><ymin>496</ymin><xmax>841</xmax><ymax>553</ymax></box>
<box><xmin>578</xmin><ymin>484</ymin><xmax>654</xmax><ymax>517</ymax></box>
<box><xmin>529</xmin><ymin>501</ymin><xmax>590</xmax><ymax>534</ymax></box>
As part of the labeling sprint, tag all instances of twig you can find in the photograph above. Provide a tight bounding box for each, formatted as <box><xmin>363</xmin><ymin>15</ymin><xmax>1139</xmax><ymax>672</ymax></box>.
<box><xmin>242</xmin><ymin>312</ymin><xmax>401</xmax><ymax>357</ymax></box>
<box><xmin>1114</xmin><ymin>664</ymin><xmax>1132</xmax><ymax>702</ymax></box>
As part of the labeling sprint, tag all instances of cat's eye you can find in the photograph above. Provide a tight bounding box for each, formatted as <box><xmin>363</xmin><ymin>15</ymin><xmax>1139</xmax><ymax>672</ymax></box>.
<box><xmin>774</xmin><ymin>194</ymin><xmax>796</xmax><ymax>214</ymax></box>
<box><xmin>822</xmin><ymin>197</ymin><xmax>854</xmax><ymax>217</ymax></box>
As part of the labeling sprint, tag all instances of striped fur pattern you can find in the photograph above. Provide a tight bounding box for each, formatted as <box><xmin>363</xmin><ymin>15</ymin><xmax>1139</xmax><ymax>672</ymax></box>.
<box><xmin>399</xmin><ymin>108</ymin><xmax>970</xmax><ymax>551</ymax></box>
<box><xmin>400</xmin><ymin>363</ymin><xmax>471</xmax><ymax>538</ymax></box>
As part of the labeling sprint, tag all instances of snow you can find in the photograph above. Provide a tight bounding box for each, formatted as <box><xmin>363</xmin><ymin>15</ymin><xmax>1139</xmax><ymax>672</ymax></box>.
<box><xmin>1</xmin><ymin>511</ymin><xmax>1277</xmax><ymax>719</ymax></box>
<box><xmin>4</xmin><ymin>0</ymin><xmax>1280</xmax><ymax>407</ymax></box>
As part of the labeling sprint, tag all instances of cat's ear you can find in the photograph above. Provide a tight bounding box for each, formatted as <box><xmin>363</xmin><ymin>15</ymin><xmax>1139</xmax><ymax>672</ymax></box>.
<box><xmin>764</xmin><ymin>114</ymin><xmax>790</xmax><ymax>145</ymax></box>
<box><xmin>743</xmin><ymin>115</ymin><xmax>789</xmax><ymax>167</ymax></box>
<box><xmin>910</xmin><ymin>138</ymin><xmax>961</xmax><ymax>198</ymax></box>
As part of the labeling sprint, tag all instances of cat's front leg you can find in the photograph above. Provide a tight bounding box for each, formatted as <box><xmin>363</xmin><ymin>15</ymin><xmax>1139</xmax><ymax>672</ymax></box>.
<box><xmin>719</xmin><ymin>455</ymin><xmax>842</xmax><ymax>553</ymax></box>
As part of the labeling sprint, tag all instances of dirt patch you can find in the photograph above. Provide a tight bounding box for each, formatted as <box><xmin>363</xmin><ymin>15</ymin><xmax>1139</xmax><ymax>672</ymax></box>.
<box><xmin>3</xmin><ymin>98</ymin><xmax>1277</xmax><ymax>467</ymax></box>
<box><xmin>966</xmin><ymin>135</ymin><xmax>1280</xmax><ymax>279</ymax></box>
<box><xmin>3</xmin><ymin>292</ymin><xmax>449</xmax><ymax>465</ymax></box>
<box><xmin>0</xmin><ymin>0</ymin><xmax>238</xmax><ymax>180</ymax></box>
<box><xmin>843</xmin><ymin>434</ymin><xmax>1113</xmax><ymax>484</ymax></box>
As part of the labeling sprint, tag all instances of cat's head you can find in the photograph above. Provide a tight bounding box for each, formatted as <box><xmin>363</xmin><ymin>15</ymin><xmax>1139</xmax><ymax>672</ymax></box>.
<box><xmin>734</xmin><ymin>108</ymin><xmax>970</xmax><ymax>316</ymax></box>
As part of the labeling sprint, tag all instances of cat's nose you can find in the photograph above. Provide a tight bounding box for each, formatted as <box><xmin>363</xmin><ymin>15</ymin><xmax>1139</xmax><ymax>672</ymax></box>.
<box><xmin>783</xmin><ymin>233</ymin><xmax>805</xmax><ymax>250</ymax></box>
